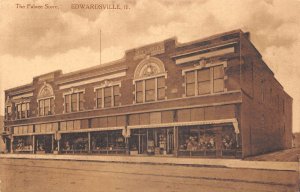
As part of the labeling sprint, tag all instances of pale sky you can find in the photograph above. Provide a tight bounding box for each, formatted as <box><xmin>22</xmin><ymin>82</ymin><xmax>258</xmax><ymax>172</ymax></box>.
<box><xmin>0</xmin><ymin>0</ymin><xmax>299</xmax><ymax>132</ymax></box>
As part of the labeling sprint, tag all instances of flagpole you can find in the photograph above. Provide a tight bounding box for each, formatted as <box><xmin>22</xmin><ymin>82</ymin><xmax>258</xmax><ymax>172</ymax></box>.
<box><xmin>100</xmin><ymin>29</ymin><xmax>102</xmax><ymax>65</ymax></box>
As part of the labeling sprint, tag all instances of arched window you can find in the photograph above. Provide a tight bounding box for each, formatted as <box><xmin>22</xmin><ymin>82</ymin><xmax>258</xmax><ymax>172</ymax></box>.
<box><xmin>37</xmin><ymin>83</ymin><xmax>55</xmax><ymax>116</ymax></box>
<box><xmin>133</xmin><ymin>57</ymin><xmax>167</xmax><ymax>103</ymax></box>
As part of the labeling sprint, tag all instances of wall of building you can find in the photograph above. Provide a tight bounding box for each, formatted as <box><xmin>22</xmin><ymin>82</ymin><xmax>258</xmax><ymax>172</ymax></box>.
<box><xmin>240</xmin><ymin>35</ymin><xmax>292</xmax><ymax>157</ymax></box>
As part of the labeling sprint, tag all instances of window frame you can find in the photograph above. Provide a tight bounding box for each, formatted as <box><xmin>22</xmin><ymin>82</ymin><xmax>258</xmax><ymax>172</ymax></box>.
<box><xmin>38</xmin><ymin>97</ymin><xmax>54</xmax><ymax>116</ymax></box>
<box><xmin>183</xmin><ymin>62</ymin><xmax>226</xmax><ymax>97</ymax></box>
<box><xmin>64</xmin><ymin>90</ymin><xmax>85</xmax><ymax>113</ymax></box>
<box><xmin>134</xmin><ymin>74</ymin><xmax>167</xmax><ymax>104</ymax></box>
<box><xmin>94</xmin><ymin>83</ymin><xmax>121</xmax><ymax>109</ymax></box>
<box><xmin>16</xmin><ymin>102</ymin><xmax>30</xmax><ymax>119</ymax></box>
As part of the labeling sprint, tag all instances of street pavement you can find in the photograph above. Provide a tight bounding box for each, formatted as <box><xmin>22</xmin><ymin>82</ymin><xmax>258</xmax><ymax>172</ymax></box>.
<box><xmin>246</xmin><ymin>147</ymin><xmax>300</xmax><ymax>162</ymax></box>
<box><xmin>0</xmin><ymin>158</ymin><xmax>298</xmax><ymax>192</ymax></box>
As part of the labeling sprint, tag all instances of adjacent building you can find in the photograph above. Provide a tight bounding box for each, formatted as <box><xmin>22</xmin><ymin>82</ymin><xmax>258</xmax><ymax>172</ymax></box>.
<box><xmin>1</xmin><ymin>29</ymin><xmax>292</xmax><ymax>158</ymax></box>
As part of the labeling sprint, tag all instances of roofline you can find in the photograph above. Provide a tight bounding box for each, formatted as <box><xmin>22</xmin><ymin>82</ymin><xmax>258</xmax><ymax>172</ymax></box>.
<box><xmin>175</xmin><ymin>29</ymin><xmax>243</xmax><ymax>47</ymax></box>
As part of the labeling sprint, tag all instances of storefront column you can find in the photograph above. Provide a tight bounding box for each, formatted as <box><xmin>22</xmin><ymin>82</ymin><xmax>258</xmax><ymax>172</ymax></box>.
<box><xmin>51</xmin><ymin>135</ymin><xmax>54</xmax><ymax>152</ymax></box>
<box><xmin>57</xmin><ymin>140</ymin><xmax>60</xmax><ymax>152</ymax></box>
<box><xmin>10</xmin><ymin>137</ymin><xmax>14</xmax><ymax>154</ymax></box>
<box><xmin>32</xmin><ymin>135</ymin><xmax>35</xmax><ymax>154</ymax></box>
<box><xmin>173</xmin><ymin>126</ymin><xmax>178</xmax><ymax>157</ymax></box>
<box><xmin>88</xmin><ymin>132</ymin><xmax>91</xmax><ymax>153</ymax></box>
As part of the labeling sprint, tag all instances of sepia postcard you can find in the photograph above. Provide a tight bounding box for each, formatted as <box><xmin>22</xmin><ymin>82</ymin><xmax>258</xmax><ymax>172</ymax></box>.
<box><xmin>0</xmin><ymin>0</ymin><xmax>300</xmax><ymax>191</ymax></box>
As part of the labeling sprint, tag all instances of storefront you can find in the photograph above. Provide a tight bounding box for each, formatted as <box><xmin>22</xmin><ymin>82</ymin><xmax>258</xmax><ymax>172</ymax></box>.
<box><xmin>129</xmin><ymin>128</ymin><xmax>174</xmax><ymax>155</ymax></box>
<box><xmin>35</xmin><ymin>134</ymin><xmax>54</xmax><ymax>154</ymax></box>
<box><xmin>91</xmin><ymin>130</ymin><xmax>126</xmax><ymax>155</ymax></box>
<box><xmin>60</xmin><ymin>133</ymin><xmax>89</xmax><ymax>154</ymax></box>
<box><xmin>13</xmin><ymin>135</ymin><xmax>33</xmax><ymax>153</ymax></box>
<box><xmin>178</xmin><ymin>125</ymin><xmax>239</xmax><ymax>157</ymax></box>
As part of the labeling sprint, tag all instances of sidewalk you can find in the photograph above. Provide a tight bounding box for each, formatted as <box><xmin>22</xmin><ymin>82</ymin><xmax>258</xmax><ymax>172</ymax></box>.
<box><xmin>0</xmin><ymin>153</ymin><xmax>298</xmax><ymax>171</ymax></box>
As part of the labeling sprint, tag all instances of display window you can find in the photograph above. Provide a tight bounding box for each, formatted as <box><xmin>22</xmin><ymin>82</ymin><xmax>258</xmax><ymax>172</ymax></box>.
<box><xmin>91</xmin><ymin>130</ymin><xmax>126</xmax><ymax>154</ymax></box>
<box><xmin>178</xmin><ymin>125</ymin><xmax>236</xmax><ymax>157</ymax></box>
<box><xmin>13</xmin><ymin>136</ymin><xmax>33</xmax><ymax>153</ymax></box>
<box><xmin>61</xmin><ymin>133</ymin><xmax>88</xmax><ymax>153</ymax></box>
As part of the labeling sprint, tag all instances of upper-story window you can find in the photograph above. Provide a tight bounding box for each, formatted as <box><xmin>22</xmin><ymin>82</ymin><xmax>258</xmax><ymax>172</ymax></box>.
<box><xmin>183</xmin><ymin>62</ymin><xmax>226</xmax><ymax>96</ymax></box>
<box><xmin>39</xmin><ymin>98</ymin><xmax>54</xmax><ymax>116</ymax></box>
<box><xmin>37</xmin><ymin>83</ymin><xmax>55</xmax><ymax>116</ymax></box>
<box><xmin>5</xmin><ymin>105</ymin><xmax>12</xmax><ymax>120</ymax></box>
<box><xmin>16</xmin><ymin>102</ymin><xmax>30</xmax><ymax>119</ymax></box>
<box><xmin>134</xmin><ymin>57</ymin><xmax>167</xmax><ymax>103</ymax></box>
<box><xmin>95</xmin><ymin>82</ymin><xmax>120</xmax><ymax>108</ymax></box>
<box><xmin>64</xmin><ymin>89</ymin><xmax>84</xmax><ymax>113</ymax></box>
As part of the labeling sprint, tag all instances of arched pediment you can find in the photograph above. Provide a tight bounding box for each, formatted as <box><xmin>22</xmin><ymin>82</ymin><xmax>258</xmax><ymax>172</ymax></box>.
<box><xmin>38</xmin><ymin>83</ymin><xmax>54</xmax><ymax>99</ymax></box>
<box><xmin>134</xmin><ymin>57</ymin><xmax>166</xmax><ymax>79</ymax></box>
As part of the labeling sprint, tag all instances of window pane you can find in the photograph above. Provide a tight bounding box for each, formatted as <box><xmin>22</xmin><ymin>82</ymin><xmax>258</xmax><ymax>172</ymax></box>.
<box><xmin>104</xmin><ymin>87</ymin><xmax>111</xmax><ymax>97</ymax></box>
<box><xmin>157</xmin><ymin>77</ymin><xmax>165</xmax><ymax>88</ymax></box>
<box><xmin>7</xmin><ymin>106</ymin><xmax>11</xmax><ymax>113</ymax></box>
<box><xmin>104</xmin><ymin>96</ymin><xmax>111</xmax><ymax>108</ymax></box>
<box><xmin>186</xmin><ymin>71</ymin><xmax>195</xmax><ymax>83</ymax></box>
<box><xmin>146</xmin><ymin>90</ymin><xmax>155</xmax><ymax>101</ymax></box>
<box><xmin>186</xmin><ymin>83</ymin><xmax>195</xmax><ymax>96</ymax></box>
<box><xmin>65</xmin><ymin>95</ymin><xmax>70</xmax><ymax>113</ymax></box>
<box><xmin>198</xmin><ymin>81</ymin><xmax>210</xmax><ymax>95</ymax></box>
<box><xmin>136</xmin><ymin>81</ymin><xmax>143</xmax><ymax>92</ymax></box>
<box><xmin>45</xmin><ymin>99</ymin><xmax>50</xmax><ymax>115</ymax></box>
<box><xmin>157</xmin><ymin>88</ymin><xmax>165</xmax><ymax>100</ymax></box>
<box><xmin>50</xmin><ymin>98</ymin><xmax>54</xmax><ymax>114</ymax></box>
<box><xmin>114</xmin><ymin>95</ymin><xmax>120</xmax><ymax>106</ymax></box>
<box><xmin>71</xmin><ymin>94</ymin><xmax>77</xmax><ymax>112</ymax></box>
<box><xmin>96</xmin><ymin>89</ymin><xmax>102</xmax><ymax>98</ymax></box>
<box><xmin>113</xmin><ymin>86</ymin><xmax>120</xmax><ymax>106</ymax></box>
<box><xmin>145</xmin><ymin>79</ymin><xmax>155</xmax><ymax>90</ymax></box>
<box><xmin>97</xmin><ymin>98</ymin><xmax>102</xmax><ymax>108</ymax></box>
<box><xmin>39</xmin><ymin>100</ymin><xmax>44</xmax><ymax>116</ymax></box>
<box><xmin>21</xmin><ymin>103</ymin><xmax>26</xmax><ymax>111</ymax></box>
<box><xmin>197</xmin><ymin>68</ymin><xmax>210</xmax><ymax>82</ymax></box>
<box><xmin>213</xmin><ymin>79</ymin><xmax>224</xmax><ymax>93</ymax></box>
<box><xmin>136</xmin><ymin>92</ymin><xmax>143</xmax><ymax>103</ymax></box>
<box><xmin>79</xmin><ymin>92</ymin><xmax>84</xmax><ymax>111</ymax></box>
<box><xmin>113</xmin><ymin>86</ymin><xmax>120</xmax><ymax>95</ymax></box>
<box><xmin>213</xmin><ymin>66</ymin><xmax>224</xmax><ymax>79</ymax></box>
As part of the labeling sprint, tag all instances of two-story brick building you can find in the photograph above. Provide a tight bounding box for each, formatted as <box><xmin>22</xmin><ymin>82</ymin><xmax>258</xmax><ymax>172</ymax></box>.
<box><xmin>1</xmin><ymin>29</ymin><xmax>292</xmax><ymax>158</ymax></box>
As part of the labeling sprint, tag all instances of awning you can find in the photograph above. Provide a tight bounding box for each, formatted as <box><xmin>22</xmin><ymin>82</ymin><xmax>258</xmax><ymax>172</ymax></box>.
<box><xmin>58</xmin><ymin>126</ymin><xmax>125</xmax><ymax>134</ymax></box>
<box><xmin>128</xmin><ymin>118</ymin><xmax>240</xmax><ymax>134</ymax></box>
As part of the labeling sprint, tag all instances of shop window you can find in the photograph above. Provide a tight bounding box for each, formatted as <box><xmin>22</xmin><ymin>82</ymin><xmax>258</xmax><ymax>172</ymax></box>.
<box><xmin>184</xmin><ymin>64</ymin><xmax>225</xmax><ymax>96</ymax></box>
<box><xmin>91</xmin><ymin>131</ymin><xmax>126</xmax><ymax>154</ymax></box>
<box><xmin>16</xmin><ymin>102</ymin><xmax>30</xmax><ymax>119</ymax></box>
<box><xmin>96</xmin><ymin>85</ymin><xmax>120</xmax><ymax>108</ymax></box>
<box><xmin>178</xmin><ymin>126</ymin><xmax>219</xmax><ymax>156</ymax></box>
<box><xmin>38</xmin><ymin>98</ymin><xmax>54</xmax><ymax>116</ymax></box>
<box><xmin>64</xmin><ymin>92</ymin><xmax>84</xmax><ymax>113</ymax></box>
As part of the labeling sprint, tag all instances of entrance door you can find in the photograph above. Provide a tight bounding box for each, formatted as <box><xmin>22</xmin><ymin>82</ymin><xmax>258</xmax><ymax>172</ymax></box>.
<box><xmin>137</xmin><ymin>134</ymin><xmax>147</xmax><ymax>154</ymax></box>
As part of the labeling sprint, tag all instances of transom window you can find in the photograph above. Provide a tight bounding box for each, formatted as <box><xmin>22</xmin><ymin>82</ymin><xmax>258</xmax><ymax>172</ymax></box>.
<box><xmin>16</xmin><ymin>102</ymin><xmax>30</xmax><ymax>119</ymax></box>
<box><xmin>184</xmin><ymin>64</ymin><xmax>225</xmax><ymax>96</ymax></box>
<box><xmin>96</xmin><ymin>85</ymin><xmax>120</xmax><ymax>108</ymax></box>
<box><xmin>65</xmin><ymin>92</ymin><xmax>84</xmax><ymax>113</ymax></box>
<box><xmin>134</xmin><ymin>57</ymin><xmax>167</xmax><ymax>103</ymax></box>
